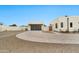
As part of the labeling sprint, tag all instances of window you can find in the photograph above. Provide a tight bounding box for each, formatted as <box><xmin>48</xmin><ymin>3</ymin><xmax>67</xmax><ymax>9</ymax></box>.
<box><xmin>55</xmin><ymin>23</ymin><xmax>58</xmax><ymax>28</ymax></box>
<box><xmin>67</xmin><ymin>18</ymin><xmax>69</xmax><ymax>20</ymax></box>
<box><xmin>70</xmin><ymin>22</ymin><xmax>73</xmax><ymax>28</ymax></box>
<box><xmin>61</xmin><ymin>22</ymin><xmax>63</xmax><ymax>28</ymax></box>
<box><xmin>78</xmin><ymin>29</ymin><xmax>79</xmax><ymax>32</ymax></box>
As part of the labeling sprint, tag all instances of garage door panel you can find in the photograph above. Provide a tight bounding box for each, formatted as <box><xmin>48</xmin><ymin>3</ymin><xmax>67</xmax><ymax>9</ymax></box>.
<box><xmin>31</xmin><ymin>25</ymin><xmax>41</xmax><ymax>30</ymax></box>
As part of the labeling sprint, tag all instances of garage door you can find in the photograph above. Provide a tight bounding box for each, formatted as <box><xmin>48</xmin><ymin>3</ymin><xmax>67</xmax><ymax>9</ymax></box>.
<box><xmin>31</xmin><ymin>25</ymin><xmax>41</xmax><ymax>30</ymax></box>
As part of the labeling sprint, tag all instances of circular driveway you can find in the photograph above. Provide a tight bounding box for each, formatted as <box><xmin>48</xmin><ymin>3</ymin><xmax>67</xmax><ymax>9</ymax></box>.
<box><xmin>16</xmin><ymin>31</ymin><xmax>79</xmax><ymax>44</ymax></box>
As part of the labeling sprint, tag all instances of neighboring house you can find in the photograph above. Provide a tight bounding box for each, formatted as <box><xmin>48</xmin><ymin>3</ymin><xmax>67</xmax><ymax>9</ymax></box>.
<box><xmin>0</xmin><ymin>24</ymin><xmax>28</xmax><ymax>32</ymax></box>
<box><xmin>28</xmin><ymin>21</ymin><xmax>45</xmax><ymax>31</ymax></box>
<box><xmin>50</xmin><ymin>16</ymin><xmax>79</xmax><ymax>32</ymax></box>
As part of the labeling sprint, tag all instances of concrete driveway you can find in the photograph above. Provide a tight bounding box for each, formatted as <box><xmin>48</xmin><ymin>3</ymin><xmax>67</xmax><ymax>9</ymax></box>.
<box><xmin>1</xmin><ymin>31</ymin><xmax>79</xmax><ymax>52</ymax></box>
<box><xmin>16</xmin><ymin>31</ymin><xmax>79</xmax><ymax>44</ymax></box>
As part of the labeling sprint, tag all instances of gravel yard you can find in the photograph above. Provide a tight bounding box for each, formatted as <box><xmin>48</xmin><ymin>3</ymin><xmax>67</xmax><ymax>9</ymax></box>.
<box><xmin>0</xmin><ymin>31</ymin><xmax>79</xmax><ymax>52</ymax></box>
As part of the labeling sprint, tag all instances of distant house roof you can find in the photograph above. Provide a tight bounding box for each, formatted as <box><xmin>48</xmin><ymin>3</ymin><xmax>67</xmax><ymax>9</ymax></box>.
<box><xmin>28</xmin><ymin>21</ymin><xmax>44</xmax><ymax>25</ymax></box>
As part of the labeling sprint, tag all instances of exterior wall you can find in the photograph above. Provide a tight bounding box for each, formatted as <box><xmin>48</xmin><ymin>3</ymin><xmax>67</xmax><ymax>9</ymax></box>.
<box><xmin>0</xmin><ymin>25</ymin><xmax>3</xmax><ymax>32</ymax></box>
<box><xmin>42</xmin><ymin>26</ymin><xmax>49</xmax><ymax>31</ymax></box>
<box><xmin>20</xmin><ymin>27</ymin><xmax>27</xmax><ymax>31</ymax></box>
<box><xmin>6</xmin><ymin>26</ymin><xmax>27</xmax><ymax>31</ymax></box>
<box><xmin>6</xmin><ymin>27</ymin><xmax>20</xmax><ymax>31</ymax></box>
<box><xmin>0</xmin><ymin>25</ymin><xmax>7</xmax><ymax>32</ymax></box>
<box><xmin>50</xmin><ymin>16</ymin><xmax>79</xmax><ymax>32</ymax></box>
<box><xmin>0</xmin><ymin>26</ymin><xmax>27</xmax><ymax>32</ymax></box>
<box><xmin>68</xmin><ymin>17</ymin><xmax>79</xmax><ymax>32</ymax></box>
<box><xmin>28</xmin><ymin>25</ymin><xmax>31</xmax><ymax>31</ymax></box>
<box><xmin>41</xmin><ymin>25</ymin><xmax>45</xmax><ymax>30</ymax></box>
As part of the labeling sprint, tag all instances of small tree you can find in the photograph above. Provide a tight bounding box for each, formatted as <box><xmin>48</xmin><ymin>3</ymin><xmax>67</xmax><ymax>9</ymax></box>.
<box><xmin>9</xmin><ymin>24</ymin><xmax>17</xmax><ymax>27</ymax></box>
<box><xmin>20</xmin><ymin>25</ymin><xmax>27</xmax><ymax>27</ymax></box>
<box><xmin>0</xmin><ymin>22</ymin><xmax>3</xmax><ymax>25</ymax></box>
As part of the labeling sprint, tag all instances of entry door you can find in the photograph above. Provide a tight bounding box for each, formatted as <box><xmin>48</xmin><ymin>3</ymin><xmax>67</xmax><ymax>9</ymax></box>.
<box><xmin>49</xmin><ymin>26</ymin><xmax>52</xmax><ymax>31</ymax></box>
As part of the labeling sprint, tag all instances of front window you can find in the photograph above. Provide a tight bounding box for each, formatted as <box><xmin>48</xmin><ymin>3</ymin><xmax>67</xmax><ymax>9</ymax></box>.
<box><xmin>55</xmin><ymin>23</ymin><xmax>58</xmax><ymax>28</ymax></box>
<box><xmin>61</xmin><ymin>22</ymin><xmax>63</xmax><ymax>28</ymax></box>
<box><xmin>70</xmin><ymin>22</ymin><xmax>73</xmax><ymax>28</ymax></box>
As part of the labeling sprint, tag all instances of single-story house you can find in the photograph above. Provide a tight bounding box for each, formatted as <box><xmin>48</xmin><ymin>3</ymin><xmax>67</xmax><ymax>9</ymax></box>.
<box><xmin>50</xmin><ymin>16</ymin><xmax>79</xmax><ymax>32</ymax></box>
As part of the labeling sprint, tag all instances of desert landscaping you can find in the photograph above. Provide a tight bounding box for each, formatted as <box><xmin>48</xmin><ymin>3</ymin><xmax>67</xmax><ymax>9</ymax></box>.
<box><xmin>0</xmin><ymin>31</ymin><xmax>79</xmax><ymax>53</ymax></box>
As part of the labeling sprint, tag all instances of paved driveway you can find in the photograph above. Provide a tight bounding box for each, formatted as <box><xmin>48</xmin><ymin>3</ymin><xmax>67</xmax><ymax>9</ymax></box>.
<box><xmin>16</xmin><ymin>31</ymin><xmax>79</xmax><ymax>44</ymax></box>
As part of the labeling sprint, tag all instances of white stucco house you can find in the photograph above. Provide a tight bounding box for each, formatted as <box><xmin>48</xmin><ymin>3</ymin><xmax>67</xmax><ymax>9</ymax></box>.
<box><xmin>50</xmin><ymin>16</ymin><xmax>79</xmax><ymax>32</ymax></box>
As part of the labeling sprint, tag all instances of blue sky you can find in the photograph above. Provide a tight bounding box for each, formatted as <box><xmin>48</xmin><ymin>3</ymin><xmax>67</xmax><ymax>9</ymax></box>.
<box><xmin>0</xmin><ymin>5</ymin><xmax>79</xmax><ymax>26</ymax></box>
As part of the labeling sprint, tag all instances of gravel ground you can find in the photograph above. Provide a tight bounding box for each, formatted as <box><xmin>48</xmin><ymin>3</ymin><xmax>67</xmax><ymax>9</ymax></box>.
<box><xmin>0</xmin><ymin>31</ymin><xmax>79</xmax><ymax>53</ymax></box>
